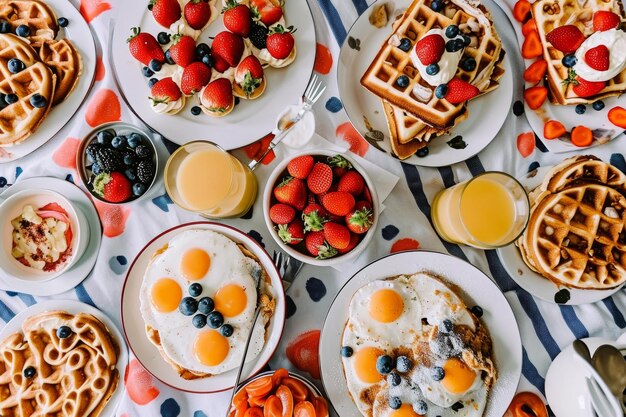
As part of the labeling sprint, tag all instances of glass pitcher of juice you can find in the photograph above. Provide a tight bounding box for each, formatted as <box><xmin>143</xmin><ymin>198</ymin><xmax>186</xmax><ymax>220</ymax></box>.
<box><xmin>164</xmin><ymin>141</ymin><xmax>257</xmax><ymax>218</ymax></box>
<box><xmin>431</xmin><ymin>172</ymin><xmax>530</xmax><ymax>249</ymax></box>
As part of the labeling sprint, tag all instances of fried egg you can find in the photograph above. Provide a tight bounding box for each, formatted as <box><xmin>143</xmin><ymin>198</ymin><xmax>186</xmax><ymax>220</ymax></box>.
<box><xmin>139</xmin><ymin>229</ymin><xmax>274</xmax><ymax>376</ymax></box>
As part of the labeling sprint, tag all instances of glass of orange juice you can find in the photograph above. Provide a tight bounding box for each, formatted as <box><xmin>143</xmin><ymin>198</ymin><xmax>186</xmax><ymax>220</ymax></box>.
<box><xmin>164</xmin><ymin>141</ymin><xmax>257</xmax><ymax>218</ymax></box>
<box><xmin>431</xmin><ymin>172</ymin><xmax>530</xmax><ymax>249</ymax></box>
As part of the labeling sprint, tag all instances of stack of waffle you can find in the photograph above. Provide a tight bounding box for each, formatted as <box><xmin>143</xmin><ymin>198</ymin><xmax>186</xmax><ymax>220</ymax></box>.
<box><xmin>0</xmin><ymin>0</ymin><xmax>82</xmax><ymax>146</ymax></box>
<box><xmin>360</xmin><ymin>0</ymin><xmax>505</xmax><ymax>159</ymax></box>
<box><xmin>517</xmin><ymin>155</ymin><xmax>626</xmax><ymax>290</ymax></box>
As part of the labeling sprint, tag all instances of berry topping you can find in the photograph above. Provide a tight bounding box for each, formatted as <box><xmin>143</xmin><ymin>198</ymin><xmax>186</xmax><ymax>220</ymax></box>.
<box><xmin>545</xmin><ymin>25</ymin><xmax>585</xmax><ymax>54</ymax></box>
<box><xmin>414</xmin><ymin>33</ymin><xmax>445</xmax><ymax>65</ymax></box>
<box><xmin>584</xmin><ymin>45</ymin><xmax>610</xmax><ymax>71</ymax></box>
<box><xmin>376</xmin><ymin>355</ymin><xmax>394</xmax><ymax>374</ymax></box>
<box><xmin>593</xmin><ymin>10</ymin><xmax>621</xmax><ymax>31</ymax></box>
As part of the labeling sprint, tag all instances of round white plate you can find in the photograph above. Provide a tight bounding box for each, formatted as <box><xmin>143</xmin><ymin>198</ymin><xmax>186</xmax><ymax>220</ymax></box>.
<box><xmin>0</xmin><ymin>177</ymin><xmax>102</xmax><ymax>296</ymax></box>
<box><xmin>338</xmin><ymin>0</ymin><xmax>513</xmax><ymax>167</ymax></box>
<box><xmin>0</xmin><ymin>300</ymin><xmax>129</xmax><ymax>417</ymax></box>
<box><xmin>496</xmin><ymin>166</ymin><xmax>625</xmax><ymax>305</ymax></box>
<box><xmin>121</xmin><ymin>221</ymin><xmax>286</xmax><ymax>393</ymax></box>
<box><xmin>319</xmin><ymin>250</ymin><xmax>522</xmax><ymax>417</ymax></box>
<box><xmin>0</xmin><ymin>0</ymin><xmax>96</xmax><ymax>163</ymax></box>
<box><xmin>111</xmin><ymin>0</ymin><xmax>316</xmax><ymax>149</ymax></box>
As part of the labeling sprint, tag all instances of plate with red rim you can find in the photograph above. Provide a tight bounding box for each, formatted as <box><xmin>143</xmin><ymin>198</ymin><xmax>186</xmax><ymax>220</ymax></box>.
<box><xmin>111</xmin><ymin>0</ymin><xmax>316</xmax><ymax>149</ymax></box>
<box><xmin>120</xmin><ymin>221</ymin><xmax>285</xmax><ymax>393</ymax></box>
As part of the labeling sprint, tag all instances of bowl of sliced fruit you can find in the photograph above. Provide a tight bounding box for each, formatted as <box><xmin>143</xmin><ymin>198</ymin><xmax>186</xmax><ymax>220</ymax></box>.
<box><xmin>263</xmin><ymin>150</ymin><xmax>378</xmax><ymax>266</ymax></box>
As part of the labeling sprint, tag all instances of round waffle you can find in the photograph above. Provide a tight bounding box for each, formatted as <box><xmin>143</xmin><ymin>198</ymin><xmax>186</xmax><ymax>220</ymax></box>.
<box><xmin>0</xmin><ymin>0</ymin><xmax>58</xmax><ymax>45</ymax></box>
<box><xmin>35</xmin><ymin>39</ymin><xmax>82</xmax><ymax>106</ymax></box>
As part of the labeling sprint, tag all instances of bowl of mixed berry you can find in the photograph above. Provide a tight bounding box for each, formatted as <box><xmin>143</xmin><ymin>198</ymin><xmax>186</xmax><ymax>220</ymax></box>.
<box><xmin>77</xmin><ymin>122</ymin><xmax>158</xmax><ymax>204</ymax></box>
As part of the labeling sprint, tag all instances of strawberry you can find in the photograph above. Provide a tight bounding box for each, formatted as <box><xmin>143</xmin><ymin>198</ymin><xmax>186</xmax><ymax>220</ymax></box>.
<box><xmin>169</xmin><ymin>34</ymin><xmax>196</xmax><ymax>67</ymax></box>
<box><xmin>414</xmin><ymin>33</ymin><xmax>445</xmax><ymax>66</ymax></box>
<box><xmin>213</xmin><ymin>55</ymin><xmax>231</xmax><ymax>73</ymax></box>
<box><xmin>523</xmin><ymin>59</ymin><xmax>547</xmax><ymax>84</ymax></box>
<box><xmin>235</xmin><ymin>55</ymin><xmax>264</xmax><ymax>97</ymax></box>
<box><xmin>521</xmin><ymin>30</ymin><xmax>542</xmax><ymax>59</ymax></box>
<box><xmin>524</xmin><ymin>86</ymin><xmax>547</xmax><ymax>109</ymax></box>
<box><xmin>250</xmin><ymin>0</ymin><xmax>283</xmax><ymax>26</ymax></box>
<box><xmin>278</xmin><ymin>220</ymin><xmax>305</xmax><ymax>245</ymax></box>
<box><xmin>302</xmin><ymin>203</ymin><xmax>328</xmax><ymax>232</ymax></box>
<box><xmin>307</xmin><ymin>162</ymin><xmax>333</xmax><ymax>195</ymax></box>
<box><xmin>513</xmin><ymin>0</ymin><xmax>531</xmax><ymax>22</ymax></box>
<box><xmin>149</xmin><ymin>77</ymin><xmax>182</xmax><ymax>104</ymax></box>
<box><xmin>151</xmin><ymin>0</ymin><xmax>181</xmax><ymax>28</ymax></box>
<box><xmin>184</xmin><ymin>0</ymin><xmax>212</xmax><ymax>30</ymax></box>
<box><xmin>444</xmin><ymin>79</ymin><xmax>479</xmax><ymax>104</ymax></box>
<box><xmin>355</xmin><ymin>200</ymin><xmax>372</xmax><ymax>212</ymax></box>
<box><xmin>201</xmin><ymin>77</ymin><xmax>233</xmax><ymax>112</ymax></box>
<box><xmin>584</xmin><ymin>45</ymin><xmax>610</xmax><ymax>71</ymax></box>
<box><xmin>304</xmin><ymin>231</ymin><xmax>337</xmax><ymax>259</ymax></box>
<box><xmin>338</xmin><ymin>233</ymin><xmax>360</xmax><ymax>255</ymax></box>
<box><xmin>223</xmin><ymin>0</ymin><xmax>252</xmax><ymax>37</ymax></box>
<box><xmin>324</xmin><ymin>222</ymin><xmax>351</xmax><ymax>250</ymax></box>
<box><xmin>521</xmin><ymin>19</ymin><xmax>537</xmax><ymax>37</ymax></box>
<box><xmin>572</xmin><ymin>76</ymin><xmax>605</xmax><ymax>98</ymax></box>
<box><xmin>362</xmin><ymin>187</ymin><xmax>372</xmax><ymax>204</ymax></box>
<box><xmin>327</xmin><ymin>155</ymin><xmax>352</xmax><ymax>177</ymax></box>
<box><xmin>94</xmin><ymin>172</ymin><xmax>132</xmax><ymax>203</ymax></box>
<box><xmin>345</xmin><ymin>206</ymin><xmax>374</xmax><ymax>234</ymax></box>
<box><xmin>274</xmin><ymin>176</ymin><xmax>306</xmax><ymax>211</ymax></box>
<box><xmin>321</xmin><ymin>191</ymin><xmax>355</xmax><ymax>216</ymax></box>
<box><xmin>266</xmin><ymin>25</ymin><xmax>295</xmax><ymax>60</ymax></box>
<box><xmin>212</xmin><ymin>31</ymin><xmax>245</xmax><ymax>67</ymax></box>
<box><xmin>269</xmin><ymin>203</ymin><xmax>295</xmax><ymax>224</ymax></box>
<box><xmin>127</xmin><ymin>27</ymin><xmax>164</xmax><ymax>66</ymax></box>
<box><xmin>287</xmin><ymin>155</ymin><xmax>314</xmax><ymax>179</ymax></box>
<box><xmin>608</xmin><ymin>106</ymin><xmax>626</xmax><ymax>128</ymax></box>
<box><xmin>543</xmin><ymin>120</ymin><xmax>566</xmax><ymax>140</ymax></box>
<box><xmin>545</xmin><ymin>25</ymin><xmax>584</xmax><ymax>54</ymax></box>
<box><xmin>181</xmin><ymin>62</ymin><xmax>212</xmax><ymax>95</ymax></box>
<box><xmin>570</xmin><ymin>125</ymin><xmax>593</xmax><ymax>147</ymax></box>
<box><xmin>337</xmin><ymin>170</ymin><xmax>365</xmax><ymax>195</ymax></box>
<box><xmin>593</xmin><ymin>10</ymin><xmax>621</xmax><ymax>31</ymax></box>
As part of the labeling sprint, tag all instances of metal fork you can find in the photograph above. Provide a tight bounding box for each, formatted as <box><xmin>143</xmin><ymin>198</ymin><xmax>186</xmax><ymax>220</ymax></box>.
<box><xmin>272</xmin><ymin>250</ymin><xmax>304</xmax><ymax>290</ymax></box>
<box><xmin>248</xmin><ymin>74</ymin><xmax>326</xmax><ymax>171</ymax></box>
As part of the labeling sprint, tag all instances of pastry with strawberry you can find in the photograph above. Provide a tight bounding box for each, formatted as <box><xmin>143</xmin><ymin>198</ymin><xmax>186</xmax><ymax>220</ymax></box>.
<box><xmin>164</xmin><ymin>0</ymin><xmax>218</xmax><ymax>40</ymax></box>
<box><xmin>233</xmin><ymin>55</ymin><xmax>266</xmax><ymax>99</ymax></box>
<box><xmin>200</xmin><ymin>77</ymin><xmax>235</xmax><ymax>117</ymax></box>
<box><xmin>149</xmin><ymin>77</ymin><xmax>185</xmax><ymax>114</ymax></box>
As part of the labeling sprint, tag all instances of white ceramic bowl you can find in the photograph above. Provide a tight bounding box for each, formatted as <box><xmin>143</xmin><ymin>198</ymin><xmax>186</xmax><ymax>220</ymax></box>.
<box><xmin>0</xmin><ymin>188</ymin><xmax>89</xmax><ymax>282</ymax></box>
<box><xmin>263</xmin><ymin>150</ymin><xmax>379</xmax><ymax>267</ymax></box>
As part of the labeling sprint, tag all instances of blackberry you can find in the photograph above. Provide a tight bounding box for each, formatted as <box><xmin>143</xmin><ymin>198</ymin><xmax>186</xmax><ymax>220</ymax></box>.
<box><xmin>249</xmin><ymin>23</ymin><xmax>268</xmax><ymax>50</ymax></box>
<box><xmin>91</xmin><ymin>145</ymin><xmax>124</xmax><ymax>172</ymax></box>
<box><xmin>135</xmin><ymin>144</ymin><xmax>152</xmax><ymax>159</ymax></box>
<box><xmin>136</xmin><ymin>159</ymin><xmax>155</xmax><ymax>183</ymax></box>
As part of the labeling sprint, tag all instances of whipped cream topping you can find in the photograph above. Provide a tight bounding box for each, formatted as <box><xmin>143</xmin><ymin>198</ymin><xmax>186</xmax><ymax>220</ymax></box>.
<box><xmin>152</xmin><ymin>96</ymin><xmax>185</xmax><ymax>114</ymax></box>
<box><xmin>411</xmin><ymin>29</ymin><xmax>464</xmax><ymax>87</ymax></box>
<box><xmin>155</xmin><ymin>64</ymin><xmax>184</xmax><ymax>85</ymax></box>
<box><xmin>574</xmin><ymin>28</ymin><xmax>626</xmax><ymax>82</ymax></box>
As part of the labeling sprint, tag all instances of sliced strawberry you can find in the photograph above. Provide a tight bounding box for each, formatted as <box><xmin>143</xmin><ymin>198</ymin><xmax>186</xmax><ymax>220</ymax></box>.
<box><xmin>543</xmin><ymin>120</ymin><xmax>566</xmax><ymax>140</ymax></box>
<box><xmin>608</xmin><ymin>106</ymin><xmax>626</xmax><ymax>128</ymax></box>
<box><xmin>524</xmin><ymin>86</ymin><xmax>547</xmax><ymax>109</ymax></box>
<box><xmin>250</xmin><ymin>0</ymin><xmax>283</xmax><ymax>26</ymax></box>
<box><xmin>572</xmin><ymin>76</ymin><xmax>605</xmax><ymax>98</ymax></box>
<box><xmin>523</xmin><ymin>59</ymin><xmax>547</xmax><ymax>84</ymax></box>
<box><xmin>212</xmin><ymin>31</ymin><xmax>245</xmax><ymax>67</ymax></box>
<box><xmin>414</xmin><ymin>33</ymin><xmax>445</xmax><ymax>66</ymax></box>
<box><xmin>593</xmin><ymin>10</ymin><xmax>621</xmax><ymax>31</ymax></box>
<box><xmin>180</xmin><ymin>62</ymin><xmax>211</xmax><ymax>95</ymax></box>
<box><xmin>444</xmin><ymin>79</ymin><xmax>479</xmax><ymax>104</ymax></box>
<box><xmin>169</xmin><ymin>34</ymin><xmax>196</xmax><ymax>67</ymax></box>
<box><xmin>149</xmin><ymin>77</ymin><xmax>182</xmax><ymax>104</ymax></box>
<box><xmin>127</xmin><ymin>27</ymin><xmax>164</xmax><ymax>66</ymax></box>
<box><xmin>545</xmin><ymin>25</ymin><xmax>585</xmax><ymax>54</ymax></box>
<box><xmin>184</xmin><ymin>0</ymin><xmax>212</xmax><ymax>30</ymax></box>
<box><xmin>584</xmin><ymin>45</ymin><xmax>610</xmax><ymax>71</ymax></box>
<box><xmin>151</xmin><ymin>0</ymin><xmax>181</xmax><ymax>28</ymax></box>
<box><xmin>266</xmin><ymin>25</ymin><xmax>296</xmax><ymax>60</ymax></box>
<box><xmin>201</xmin><ymin>77</ymin><xmax>234</xmax><ymax>112</ymax></box>
<box><xmin>521</xmin><ymin>19</ymin><xmax>537</xmax><ymax>37</ymax></box>
<box><xmin>513</xmin><ymin>0</ymin><xmax>531</xmax><ymax>22</ymax></box>
<box><xmin>223</xmin><ymin>1</ymin><xmax>252</xmax><ymax>37</ymax></box>
<box><xmin>521</xmin><ymin>30</ymin><xmax>542</xmax><ymax>59</ymax></box>
<box><xmin>570</xmin><ymin>125</ymin><xmax>593</xmax><ymax>147</ymax></box>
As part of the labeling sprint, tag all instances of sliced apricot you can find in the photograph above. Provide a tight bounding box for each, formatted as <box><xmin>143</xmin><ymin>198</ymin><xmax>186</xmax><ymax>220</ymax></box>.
<box><xmin>264</xmin><ymin>395</ymin><xmax>283</xmax><ymax>417</ymax></box>
<box><xmin>234</xmin><ymin>400</ymin><xmax>249</xmax><ymax>417</ymax></box>
<box><xmin>245</xmin><ymin>407</ymin><xmax>264</xmax><ymax>417</ymax></box>
<box><xmin>523</xmin><ymin>60</ymin><xmax>547</xmax><ymax>84</ymax></box>
<box><xmin>571</xmin><ymin>126</ymin><xmax>593</xmax><ymax>147</ymax></box>
<box><xmin>276</xmin><ymin>385</ymin><xmax>294</xmax><ymax>417</ymax></box>
<box><xmin>282</xmin><ymin>377</ymin><xmax>309</xmax><ymax>402</ymax></box>
<box><xmin>522</xmin><ymin>19</ymin><xmax>537</xmax><ymax>36</ymax></box>
<box><xmin>294</xmin><ymin>401</ymin><xmax>316</xmax><ymax>417</ymax></box>
<box><xmin>504</xmin><ymin>392</ymin><xmax>548</xmax><ymax>417</ymax></box>
<box><xmin>313</xmin><ymin>396</ymin><xmax>329</xmax><ymax>417</ymax></box>
<box><xmin>234</xmin><ymin>388</ymin><xmax>249</xmax><ymax>408</ymax></box>
<box><xmin>246</xmin><ymin>376</ymin><xmax>274</xmax><ymax>398</ymax></box>
<box><xmin>543</xmin><ymin>120</ymin><xmax>566</xmax><ymax>139</ymax></box>
<box><xmin>524</xmin><ymin>86</ymin><xmax>547</xmax><ymax>110</ymax></box>
<box><xmin>513</xmin><ymin>0</ymin><xmax>531</xmax><ymax>22</ymax></box>
<box><xmin>272</xmin><ymin>368</ymin><xmax>289</xmax><ymax>387</ymax></box>
<box><xmin>249</xmin><ymin>396</ymin><xmax>267</xmax><ymax>408</ymax></box>
<box><xmin>522</xmin><ymin>30</ymin><xmax>542</xmax><ymax>59</ymax></box>
<box><xmin>608</xmin><ymin>106</ymin><xmax>626</xmax><ymax>128</ymax></box>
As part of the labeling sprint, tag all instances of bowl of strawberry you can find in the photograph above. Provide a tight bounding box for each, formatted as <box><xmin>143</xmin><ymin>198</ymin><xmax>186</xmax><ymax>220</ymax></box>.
<box><xmin>77</xmin><ymin>122</ymin><xmax>158</xmax><ymax>204</ymax></box>
<box><xmin>263</xmin><ymin>151</ymin><xmax>378</xmax><ymax>266</ymax></box>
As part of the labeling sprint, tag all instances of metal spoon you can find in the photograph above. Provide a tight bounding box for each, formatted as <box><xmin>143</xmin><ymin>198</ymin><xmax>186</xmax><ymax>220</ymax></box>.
<box><xmin>592</xmin><ymin>345</ymin><xmax>626</xmax><ymax>398</ymax></box>
<box><xmin>573</xmin><ymin>339</ymin><xmax>593</xmax><ymax>365</ymax></box>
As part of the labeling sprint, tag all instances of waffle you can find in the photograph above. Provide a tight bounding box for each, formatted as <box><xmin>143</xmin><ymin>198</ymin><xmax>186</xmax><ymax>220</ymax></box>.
<box><xmin>0</xmin><ymin>310</ymin><xmax>120</xmax><ymax>417</ymax></box>
<box><xmin>35</xmin><ymin>39</ymin><xmax>82</xmax><ymax>106</ymax></box>
<box><xmin>532</xmin><ymin>0</ymin><xmax>626</xmax><ymax>105</ymax></box>
<box><xmin>0</xmin><ymin>34</ymin><xmax>55</xmax><ymax>146</ymax></box>
<box><xmin>0</xmin><ymin>0</ymin><xmax>58</xmax><ymax>45</ymax></box>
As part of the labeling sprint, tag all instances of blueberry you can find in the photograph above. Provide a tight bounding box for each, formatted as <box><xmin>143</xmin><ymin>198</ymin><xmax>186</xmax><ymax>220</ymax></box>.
<box><xmin>431</xmin><ymin>366</ymin><xmax>445</xmax><ymax>381</ymax></box>
<box><xmin>396</xmin><ymin>356</ymin><xmax>412</xmax><ymax>373</ymax></box>
<box><xmin>142</xmin><ymin>66</ymin><xmax>154</xmax><ymax>77</ymax></box>
<box><xmin>416</xmin><ymin>146</ymin><xmax>429</xmax><ymax>157</ymax></box>
<box><xmin>111</xmin><ymin>135</ymin><xmax>126</xmax><ymax>148</ymax></box>
<box><xmin>413</xmin><ymin>400</ymin><xmax>428</xmax><ymax>415</ymax></box>
<box><xmin>387</xmin><ymin>372</ymin><xmax>401</xmax><ymax>386</ymax></box>
<box><xmin>30</xmin><ymin>94</ymin><xmax>47</xmax><ymax>109</ymax></box>
<box><xmin>435</xmin><ymin>84</ymin><xmax>448</xmax><ymax>99</ymax></box>
<box><xmin>195</xmin><ymin>43</ymin><xmax>211</xmax><ymax>59</ymax></box>
<box><xmin>127</xmin><ymin>133</ymin><xmax>141</xmax><ymax>148</ymax></box>
<box><xmin>5</xmin><ymin>93</ymin><xmax>18</xmax><ymax>105</ymax></box>
<box><xmin>58</xmin><ymin>17</ymin><xmax>69</xmax><ymax>27</ymax></box>
<box><xmin>164</xmin><ymin>49</ymin><xmax>175</xmax><ymax>65</ymax></box>
<box><xmin>189</xmin><ymin>283</ymin><xmax>203</xmax><ymax>297</ymax></box>
<box><xmin>376</xmin><ymin>355</ymin><xmax>394</xmax><ymax>374</ymax></box>
<box><xmin>341</xmin><ymin>346</ymin><xmax>353</xmax><ymax>357</ymax></box>
<box><xmin>148</xmin><ymin>2</ymin><xmax>153</xmax><ymax>10</ymax></box>
<box><xmin>220</xmin><ymin>324</ymin><xmax>234</xmax><ymax>337</ymax></box>
<box><xmin>388</xmin><ymin>396</ymin><xmax>402</xmax><ymax>410</ymax></box>
<box><xmin>201</xmin><ymin>54</ymin><xmax>215</xmax><ymax>67</ymax></box>
<box><xmin>56</xmin><ymin>326</ymin><xmax>72</xmax><ymax>339</ymax></box>
<box><xmin>396</xmin><ymin>75</ymin><xmax>410</xmax><ymax>88</ymax></box>
<box><xmin>398</xmin><ymin>37</ymin><xmax>412</xmax><ymax>52</ymax></box>
<box><xmin>575</xmin><ymin>104</ymin><xmax>586</xmax><ymax>114</ymax></box>
<box><xmin>198</xmin><ymin>297</ymin><xmax>215</xmax><ymax>314</ymax></box>
<box><xmin>470</xmin><ymin>305</ymin><xmax>483</xmax><ymax>317</ymax></box>
<box><xmin>135</xmin><ymin>144</ymin><xmax>151</xmax><ymax>158</ymax></box>
<box><xmin>23</xmin><ymin>366</ymin><xmax>36</xmax><ymax>378</ymax></box>
<box><xmin>191</xmin><ymin>105</ymin><xmax>202</xmax><ymax>115</ymax></box>
<box><xmin>192</xmin><ymin>314</ymin><xmax>206</xmax><ymax>328</ymax></box>
<box><xmin>149</xmin><ymin>59</ymin><xmax>162</xmax><ymax>72</ymax></box>
<box><xmin>445</xmin><ymin>25</ymin><xmax>459</xmax><ymax>38</ymax></box>
<box><xmin>157</xmin><ymin>31</ymin><xmax>171</xmax><ymax>45</ymax></box>
<box><xmin>207</xmin><ymin>311</ymin><xmax>224</xmax><ymax>328</ymax></box>
<box><xmin>96</xmin><ymin>130</ymin><xmax>113</xmax><ymax>144</ymax></box>
<box><xmin>148</xmin><ymin>77</ymin><xmax>158</xmax><ymax>88</ymax></box>
<box><xmin>8</xmin><ymin>58</ymin><xmax>24</xmax><ymax>74</ymax></box>
<box><xmin>0</xmin><ymin>94</ymin><xmax>6</xmax><ymax>109</ymax></box>
<box><xmin>426</xmin><ymin>63</ymin><xmax>439</xmax><ymax>75</ymax></box>
<box><xmin>440</xmin><ymin>319</ymin><xmax>453</xmax><ymax>333</ymax></box>
<box><xmin>593</xmin><ymin>100</ymin><xmax>605</xmax><ymax>111</ymax></box>
<box><xmin>430</xmin><ymin>0</ymin><xmax>443</xmax><ymax>11</ymax></box>
<box><xmin>15</xmin><ymin>24</ymin><xmax>30</xmax><ymax>37</ymax></box>
<box><xmin>462</xmin><ymin>34</ymin><xmax>471</xmax><ymax>46</ymax></box>
<box><xmin>132</xmin><ymin>182</ymin><xmax>146</xmax><ymax>196</ymax></box>
<box><xmin>179</xmin><ymin>297</ymin><xmax>198</xmax><ymax>316</ymax></box>
<box><xmin>460</xmin><ymin>57</ymin><xmax>476</xmax><ymax>71</ymax></box>
<box><xmin>124</xmin><ymin>169</ymin><xmax>136</xmax><ymax>181</ymax></box>
<box><xmin>445</xmin><ymin>39</ymin><xmax>464</xmax><ymax>52</ymax></box>
<box><xmin>0</xmin><ymin>20</ymin><xmax>11</xmax><ymax>34</ymax></box>
<box><xmin>562</xmin><ymin>54</ymin><xmax>577</xmax><ymax>68</ymax></box>
<box><xmin>91</xmin><ymin>164</ymin><xmax>102</xmax><ymax>174</ymax></box>
<box><xmin>123</xmin><ymin>154</ymin><xmax>135</xmax><ymax>166</ymax></box>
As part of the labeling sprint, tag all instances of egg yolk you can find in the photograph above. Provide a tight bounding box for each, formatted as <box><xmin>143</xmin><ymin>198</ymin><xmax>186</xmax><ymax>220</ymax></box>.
<box><xmin>214</xmin><ymin>284</ymin><xmax>247</xmax><ymax>317</ymax></box>
<box><xmin>181</xmin><ymin>248</ymin><xmax>211</xmax><ymax>280</ymax></box>
<box><xmin>368</xmin><ymin>289</ymin><xmax>404</xmax><ymax>323</ymax></box>
<box><xmin>194</xmin><ymin>330</ymin><xmax>229</xmax><ymax>366</ymax></box>
<box><xmin>441</xmin><ymin>358</ymin><xmax>476</xmax><ymax>394</ymax></box>
<box><xmin>353</xmin><ymin>347</ymin><xmax>384</xmax><ymax>383</ymax></box>
<box><xmin>150</xmin><ymin>278</ymin><xmax>182</xmax><ymax>312</ymax></box>
<box><xmin>390</xmin><ymin>404</ymin><xmax>420</xmax><ymax>417</ymax></box>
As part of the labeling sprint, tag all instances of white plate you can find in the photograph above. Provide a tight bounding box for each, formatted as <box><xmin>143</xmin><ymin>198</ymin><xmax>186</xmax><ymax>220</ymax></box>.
<box><xmin>0</xmin><ymin>0</ymin><xmax>96</xmax><ymax>163</ymax></box>
<box><xmin>319</xmin><ymin>250</ymin><xmax>522</xmax><ymax>417</ymax></box>
<box><xmin>338</xmin><ymin>0</ymin><xmax>513</xmax><ymax>167</ymax></box>
<box><xmin>121</xmin><ymin>221</ymin><xmax>286</xmax><ymax>393</ymax></box>
<box><xmin>0</xmin><ymin>300</ymin><xmax>129</xmax><ymax>417</ymax></box>
<box><xmin>500</xmin><ymin>0</ymin><xmax>625</xmax><ymax>153</ymax></box>
<box><xmin>0</xmin><ymin>177</ymin><xmax>102</xmax><ymax>296</ymax></box>
<box><xmin>111</xmin><ymin>0</ymin><xmax>316</xmax><ymax>149</ymax></box>
<box><xmin>496</xmin><ymin>166</ymin><xmax>625</xmax><ymax>305</ymax></box>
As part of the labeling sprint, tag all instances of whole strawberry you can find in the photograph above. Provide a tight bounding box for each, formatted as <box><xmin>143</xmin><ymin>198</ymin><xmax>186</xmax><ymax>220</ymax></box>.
<box><xmin>267</xmin><ymin>25</ymin><xmax>296</xmax><ymax>60</ymax></box>
<box><xmin>169</xmin><ymin>34</ymin><xmax>196</xmax><ymax>67</ymax></box>
<box><xmin>151</xmin><ymin>0</ymin><xmax>181</xmax><ymax>28</ymax></box>
<box><xmin>443</xmin><ymin>79</ymin><xmax>479</xmax><ymax>104</ymax></box>
<box><xmin>235</xmin><ymin>55</ymin><xmax>264</xmax><ymax>97</ymax></box>
<box><xmin>149</xmin><ymin>77</ymin><xmax>182</xmax><ymax>104</ymax></box>
<box><xmin>414</xmin><ymin>33</ymin><xmax>445</xmax><ymax>65</ymax></box>
<box><xmin>223</xmin><ymin>0</ymin><xmax>251</xmax><ymax>37</ymax></box>
<box><xmin>278</xmin><ymin>219</ymin><xmax>304</xmax><ymax>245</ymax></box>
<box><xmin>324</xmin><ymin>222</ymin><xmax>351</xmax><ymax>250</ymax></box>
<box><xmin>572</xmin><ymin>76</ymin><xmax>605</xmax><ymax>98</ymax></box>
<box><xmin>181</xmin><ymin>62</ymin><xmax>212</xmax><ymax>95</ymax></box>
<box><xmin>269</xmin><ymin>203</ymin><xmax>295</xmax><ymax>224</ymax></box>
<box><xmin>337</xmin><ymin>171</ymin><xmax>365</xmax><ymax>195</ymax></box>
<box><xmin>185</xmin><ymin>0</ymin><xmax>212</xmax><ymax>30</ymax></box>
<box><xmin>327</xmin><ymin>154</ymin><xmax>352</xmax><ymax>177</ymax></box>
<box><xmin>321</xmin><ymin>191</ymin><xmax>355</xmax><ymax>216</ymax></box>
<box><xmin>127</xmin><ymin>27</ymin><xmax>164</xmax><ymax>66</ymax></box>
<box><xmin>545</xmin><ymin>25</ymin><xmax>584</xmax><ymax>54</ymax></box>
<box><xmin>212</xmin><ymin>31</ymin><xmax>245</xmax><ymax>67</ymax></box>
<box><xmin>338</xmin><ymin>234</ymin><xmax>360</xmax><ymax>254</ymax></box>
<box><xmin>305</xmin><ymin>231</ymin><xmax>337</xmax><ymax>259</ymax></box>
<box><xmin>201</xmin><ymin>77</ymin><xmax>234</xmax><ymax>113</ymax></box>
<box><xmin>250</xmin><ymin>0</ymin><xmax>283</xmax><ymax>26</ymax></box>
<box><xmin>345</xmin><ymin>206</ymin><xmax>374</xmax><ymax>234</ymax></box>
<box><xmin>307</xmin><ymin>162</ymin><xmax>333</xmax><ymax>195</ymax></box>
<box><xmin>274</xmin><ymin>176</ymin><xmax>306</xmax><ymax>211</ymax></box>
<box><xmin>302</xmin><ymin>202</ymin><xmax>328</xmax><ymax>232</ymax></box>
<box><xmin>584</xmin><ymin>45</ymin><xmax>610</xmax><ymax>71</ymax></box>
<box><xmin>93</xmin><ymin>172</ymin><xmax>132</xmax><ymax>203</ymax></box>
<box><xmin>288</xmin><ymin>155</ymin><xmax>314</xmax><ymax>179</ymax></box>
